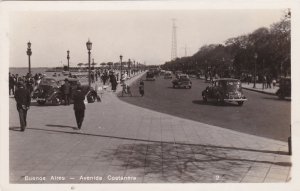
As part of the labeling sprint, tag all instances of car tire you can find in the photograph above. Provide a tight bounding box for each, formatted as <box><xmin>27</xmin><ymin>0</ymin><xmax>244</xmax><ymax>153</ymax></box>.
<box><xmin>51</xmin><ymin>97</ymin><xmax>61</xmax><ymax>105</ymax></box>
<box><xmin>87</xmin><ymin>94</ymin><xmax>95</xmax><ymax>103</ymax></box>
<box><xmin>37</xmin><ymin>100</ymin><xmax>46</xmax><ymax>105</ymax></box>
<box><xmin>237</xmin><ymin>101</ymin><xmax>244</xmax><ymax>106</ymax></box>
<box><xmin>217</xmin><ymin>96</ymin><xmax>224</xmax><ymax>105</ymax></box>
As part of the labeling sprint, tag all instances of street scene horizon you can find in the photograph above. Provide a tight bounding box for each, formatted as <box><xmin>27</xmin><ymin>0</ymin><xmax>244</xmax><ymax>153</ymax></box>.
<box><xmin>5</xmin><ymin>6</ymin><xmax>292</xmax><ymax>186</ymax></box>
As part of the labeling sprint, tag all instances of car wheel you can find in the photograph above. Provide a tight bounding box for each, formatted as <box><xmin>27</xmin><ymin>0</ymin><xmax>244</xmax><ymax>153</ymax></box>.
<box><xmin>37</xmin><ymin>100</ymin><xmax>46</xmax><ymax>105</ymax></box>
<box><xmin>52</xmin><ymin>97</ymin><xmax>61</xmax><ymax>105</ymax></box>
<box><xmin>237</xmin><ymin>101</ymin><xmax>244</xmax><ymax>106</ymax></box>
<box><xmin>217</xmin><ymin>96</ymin><xmax>224</xmax><ymax>105</ymax></box>
<box><xmin>189</xmin><ymin>86</ymin><xmax>192</xmax><ymax>89</ymax></box>
<box><xmin>278</xmin><ymin>93</ymin><xmax>285</xmax><ymax>99</ymax></box>
<box><xmin>87</xmin><ymin>94</ymin><xmax>96</xmax><ymax>103</ymax></box>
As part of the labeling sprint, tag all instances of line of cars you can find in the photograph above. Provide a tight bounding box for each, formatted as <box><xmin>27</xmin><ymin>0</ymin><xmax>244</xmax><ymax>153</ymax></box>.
<box><xmin>162</xmin><ymin>70</ymin><xmax>247</xmax><ymax>106</ymax></box>
<box><xmin>32</xmin><ymin>77</ymin><xmax>99</xmax><ymax>105</ymax></box>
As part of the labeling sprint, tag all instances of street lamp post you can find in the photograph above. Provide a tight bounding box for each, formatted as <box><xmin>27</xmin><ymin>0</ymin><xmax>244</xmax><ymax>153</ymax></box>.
<box><xmin>120</xmin><ymin>55</ymin><xmax>123</xmax><ymax>81</ymax></box>
<box><xmin>86</xmin><ymin>39</ymin><xmax>92</xmax><ymax>88</ymax></box>
<box><xmin>253</xmin><ymin>53</ymin><xmax>258</xmax><ymax>88</ymax></box>
<box><xmin>26</xmin><ymin>41</ymin><xmax>32</xmax><ymax>75</ymax></box>
<box><xmin>67</xmin><ymin>50</ymin><xmax>70</xmax><ymax>71</ymax></box>
<box><xmin>128</xmin><ymin>59</ymin><xmax>131</xmax><ymax>77</ymax></box>
<box><xmin>133</xmin><ymin>60</ymin><xmax>136</xmax><ymax>75</ymax></box>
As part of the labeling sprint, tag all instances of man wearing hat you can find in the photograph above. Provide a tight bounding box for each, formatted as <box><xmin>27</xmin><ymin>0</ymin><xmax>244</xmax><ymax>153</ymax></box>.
<box><xmin>62</xmin><ymin>78</ymin><xmax>71</xmax><ymax>105</ymax></box>
<box><xmin>73</xmin><ymin>84</ymin><xmax>85</xmax><ymax>130</ymax></box>
<box><xmin>14</xmin><ymin>81</ymin><xmax>31</xmax><ymax>131</ymax></box>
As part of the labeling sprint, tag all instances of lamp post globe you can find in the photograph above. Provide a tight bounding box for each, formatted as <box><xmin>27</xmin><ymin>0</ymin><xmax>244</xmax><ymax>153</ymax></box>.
<box><xmin>86</xmin><ymin>39</ymin><xmax>92</xmax><ymax>88</ymax></box>
<box><xmin>26</xmin><ymin>41</ymin><xmax>32</xmax><ymax>75</ymax></box>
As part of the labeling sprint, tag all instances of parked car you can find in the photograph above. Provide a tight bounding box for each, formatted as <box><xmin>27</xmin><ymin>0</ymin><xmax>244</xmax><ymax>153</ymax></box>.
<box><xmin>276</xmin><ymin>77</ymin><xmax>291</xmax><ymax>99</ymax></box>
<box><xmin>164</xmin><ymin>71</ymin><xmax>172</xmax><ymax>79</ymax></box>
<box><xmin>146</xmin><ymin>71</ymin><xmax>155</xmax><ymax>81</ymax></box>
<box><xmin>202</xmin><ymin>78</ymin><xmax>247</xmax><ymax>106</ymax></box>
<box><xmin>172</xmin><ymin>74</ymin><xmax>192</xmax><ymax>89</ymax></box>
<box><xmin>32</xmin><ymin>77</ymin><xmax>99</xmax><ymax>105</ymax></box>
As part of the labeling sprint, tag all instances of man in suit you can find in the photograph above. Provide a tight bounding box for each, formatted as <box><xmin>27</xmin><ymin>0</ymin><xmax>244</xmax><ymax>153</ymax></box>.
<box><xmin>62</xmin><ymin>78</ymin><xmax>71</xmax><ymax>105</ymax></box>
<box><xmin>73</xmin><ymin>84</ymin><xmax>86</xmax><ymax>130</ymax></box>
<box><xmin>14</xmin><ymin>81</ymin><xmax>31</xmax><ymax>131</ymax></box>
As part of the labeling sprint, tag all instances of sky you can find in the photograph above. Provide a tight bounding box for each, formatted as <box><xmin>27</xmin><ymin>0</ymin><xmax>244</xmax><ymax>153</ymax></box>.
<box><xmin>8</xmin><ymin>9</ymin><xmax>284</xmax><ymax>68</ymax></box>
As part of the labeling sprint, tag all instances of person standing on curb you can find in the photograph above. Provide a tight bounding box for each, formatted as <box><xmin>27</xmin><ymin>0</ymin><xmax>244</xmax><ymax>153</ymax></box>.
<box><xmin>73</xmin><ymin>84</ymin><xmax>85</xmax><ymax>130</ymax></box>
<box><xmin>139</xmin><ymin>80</ymin><xmax>144</xmax><ymax>97</ymax></box>
<box><xmin>14</xmin><ymin>81</ymin><xmax>31</xmax><ymax>132</ymax></box>
<box><xmin>62</xmin><ymin>78</ymin><xmax>71</xmax><ymax>105</ymax></box>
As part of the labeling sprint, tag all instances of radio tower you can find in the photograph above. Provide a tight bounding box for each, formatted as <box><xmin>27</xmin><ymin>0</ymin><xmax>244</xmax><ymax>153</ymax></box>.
<box><xmin>171</xmin><ymin>19</ymin><xmax>177</xmax><ymax>61</ymax></box>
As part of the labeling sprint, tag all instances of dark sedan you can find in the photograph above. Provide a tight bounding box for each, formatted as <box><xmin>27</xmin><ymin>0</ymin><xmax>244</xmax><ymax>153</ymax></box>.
<box><xmin>202</xmin><ymin>78</ymin><xmax>247</xmax><ymax>106</ymax></box>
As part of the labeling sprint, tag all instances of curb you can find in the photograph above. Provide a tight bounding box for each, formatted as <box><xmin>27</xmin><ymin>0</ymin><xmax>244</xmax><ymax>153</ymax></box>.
<box><xmin>242</xmin><ymin>87</ymin><xmax>277</xmax><ymax>96</ymax></box>
<box><xmin>115</xmin><ymin>72</ymin><xmax>146</xmax><ymax>94</ymax></box>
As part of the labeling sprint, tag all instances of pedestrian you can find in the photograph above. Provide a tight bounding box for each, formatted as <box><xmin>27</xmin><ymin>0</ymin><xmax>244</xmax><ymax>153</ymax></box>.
<box><xmin>73</xmin><ymin>84</ymin><xmax>86</xmax><ymax>130</ymax></box>
<box><xmin>110</xmin><ymin>73</ymin><xmax>118</xmax><ymax>92</ymax></box>
<box><xmin>62</xmin><ymin>78</ymin><xmax>71</xmax><ymax>105</ymax></box>
<box><xmin>272</xmin><ymin>78</ymin><xmax>276</xmax><ymax>88</ymax></box>
<box><xmin>14</xmin><ymin>81</ymin><xmax>31</xmax><ymax>131</ymax></box>
<box><xmin>267</xmin><ymin>75</ymin><xmax>272</xmax><ymax>89</ymax></box>
<box><xmin>9</xmin><ymin>73</ymin><xmax>15</xmax><ymax>96</ymax></box>
<box><xmin>262</xmin><ymin>75</ymin><xmax>267</xmax><ymax>89</ymax></box>
<box><xmin>139</xmin><ymin>80</ymin><xmax>144</xmax><ymax>96</ymax></box>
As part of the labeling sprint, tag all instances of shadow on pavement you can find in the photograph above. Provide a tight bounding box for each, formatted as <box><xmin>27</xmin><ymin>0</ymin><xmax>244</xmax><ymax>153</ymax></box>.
<box><xmin>10</xmin><ymin>127</ymin><xmax>290</xmax><ymax>157</ymax></box>
<box><xmin>192</xmin><ymin>100</ymin><xmax>240</xmax><ymax>107</ymax></box>
<box><xmin>262</xmin><ymin>97</ymin><xmax>291</xmax><ymax>102</ymax></box>
<box><xmin>30</xmin><ymin>102</ymin><xmax>62</xmax><ymax>107</ymax></box>
<box><xmin>46</xmin><ymin>124</ymin><xmax>77</xmax><ymax>129</ymax></box>
<box><xmin>99</xmin><ymin>142</ymin><xmax>290</xmax><ymax>182</ymax></box>
<box><xmin>9</xmin><ymin>127</ymin><xmax>22</xmax><ymax>131</ymax></box>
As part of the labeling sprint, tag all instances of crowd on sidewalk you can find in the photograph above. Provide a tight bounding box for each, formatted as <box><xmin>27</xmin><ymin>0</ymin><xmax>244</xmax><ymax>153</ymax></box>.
<box><xmin>9</xmin><ymin>69</ymin><xmax>145</xmax><ymax>132</ymax></box>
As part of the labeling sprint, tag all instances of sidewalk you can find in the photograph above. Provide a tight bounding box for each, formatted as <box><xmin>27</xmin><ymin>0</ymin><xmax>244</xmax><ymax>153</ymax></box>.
<box><xmin>242</xmin><ymin>83</ymin><xmax>279</xmax><ymax>95</ymax></box>
<box><xmin>8</xmin><ymin>73</ymin><xmax>291</xmax><ymax>184</ymax></box>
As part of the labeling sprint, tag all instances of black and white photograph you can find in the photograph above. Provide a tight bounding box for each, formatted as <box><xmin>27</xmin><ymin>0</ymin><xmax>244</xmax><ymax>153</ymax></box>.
<box><xmin>0</xmin><ymin>1</ymin><xmax>299</xmax><ymax>190</ymax></box>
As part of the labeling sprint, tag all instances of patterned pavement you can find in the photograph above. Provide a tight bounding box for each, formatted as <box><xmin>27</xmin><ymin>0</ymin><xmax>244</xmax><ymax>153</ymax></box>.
<box><xmin>7</xmin><ymin>73</ymin><xmax>292</xmax><ymax>184</ymax></box>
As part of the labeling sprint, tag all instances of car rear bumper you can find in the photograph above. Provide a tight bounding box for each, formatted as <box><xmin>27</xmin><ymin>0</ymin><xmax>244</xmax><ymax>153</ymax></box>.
<box><xmin>224</xmin><ymin>98</ymin><xmax>247</xmax><ymax>102</ymax></box>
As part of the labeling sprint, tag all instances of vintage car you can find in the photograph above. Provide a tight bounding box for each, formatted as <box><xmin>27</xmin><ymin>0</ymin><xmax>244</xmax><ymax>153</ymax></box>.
<box><xmin>164</xmin><ymin>71</ymin><xmax>172</xmax><ymax>79</ymax></box>
<box><xmin>32</xmin><ymin>77</ymin><xmax>99</xmax><ymax>105</ymax></box>
<box><xmin>146</xmin><ymin>71</ymin><xmax>155</xmax><ymax>81</ymax></box>
<box><xmin>172</xmin><ymin>74</ymin><xmax>192</xmax><ymax>89</ymax></box>
<box><xmin>276</xmin><ymin>77</ymin><xmax>291</xmax><ymax>99</ymax></box>
<box><xmin>202</xmin><ymin>78</ymin><xmax>247</xmax><ymax>106</ymax></box>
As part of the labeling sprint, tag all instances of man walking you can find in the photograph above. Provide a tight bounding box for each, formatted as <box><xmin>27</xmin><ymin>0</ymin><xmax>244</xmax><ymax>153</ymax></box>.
<box><xmin>14</xmin><ymin>81</ymin><xmax>31</xmax><ymax>131</ymax></box>
<box><xmin>73</xmin><ymin>84</ymin><xmax>86</xmax><ymax>130</ymax></box>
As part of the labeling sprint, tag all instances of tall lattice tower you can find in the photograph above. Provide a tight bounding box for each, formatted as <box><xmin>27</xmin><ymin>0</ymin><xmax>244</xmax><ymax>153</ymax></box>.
<box><xmin>171</xmin><ymin>19</ymin><xmax>177</xmax><ymax>61</ymax></box>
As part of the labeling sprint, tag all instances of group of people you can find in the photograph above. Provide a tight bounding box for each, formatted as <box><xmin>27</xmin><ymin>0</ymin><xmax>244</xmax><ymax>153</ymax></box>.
<box><xmin>243</xmin><ymin>73</ymin><xmax>277</xmax><ymax>89</ymax></box>
<box><xmin>10</xmin><ymin>70</ymin><xmax>144</xmax><ymax>132</ymax></box>
<box><xmin>9</xmin><ymin>72</ymin><xmax>45</xmax><ymax>96</ymax></box>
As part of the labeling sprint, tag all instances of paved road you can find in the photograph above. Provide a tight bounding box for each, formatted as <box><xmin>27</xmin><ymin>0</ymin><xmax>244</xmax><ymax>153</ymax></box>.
<box><xmin>119</xmin><ymin>74</ymin><xmax>291</xmax><ymax>142</ymax></box>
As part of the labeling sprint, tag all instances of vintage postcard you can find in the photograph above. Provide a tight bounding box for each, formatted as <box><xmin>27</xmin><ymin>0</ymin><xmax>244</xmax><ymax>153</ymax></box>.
<box><xmin>0</xmin><ymin>0</ymin><xmax>299</xmax><ymax>191</ymax></box>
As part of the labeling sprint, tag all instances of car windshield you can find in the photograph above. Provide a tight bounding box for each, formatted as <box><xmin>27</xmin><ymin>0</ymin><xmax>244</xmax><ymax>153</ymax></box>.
<box><xmin>40</xmin><ymin>78</ymin><xmax>57</xmax><ymax>86</ymax></box>
<box><xmin>180</xmin><ymin>76</ymin><xmax>189</xmax><ymax>80</ymax></box>
<box><xmin>220</xmin><ymin>80</ymin><xmax>241</xmax><ymax>91</ymax></box>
